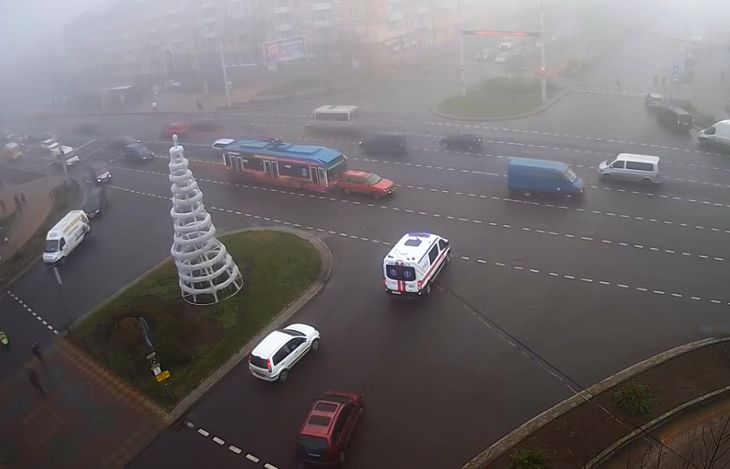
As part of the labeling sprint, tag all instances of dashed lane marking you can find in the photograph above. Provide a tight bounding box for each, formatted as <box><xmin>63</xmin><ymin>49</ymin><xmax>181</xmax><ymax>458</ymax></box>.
<box><xmin>183</xmin><ymin>420</ymin><xmax>273</xmax><ymax>466</ymax></box>
<box><xmin>109</xmin><ymin>183</ymin><xmax>730</xmax><ymax>309</ymax></box>
<box><xmin>111</xmin><ymin>166</ymin><xmax>730</xmax><ymax>262</ymax></box>
<box><xmin>5</xmin><ymin>291</ymin><xmax>59</xmax><ymax>334</ymax></box>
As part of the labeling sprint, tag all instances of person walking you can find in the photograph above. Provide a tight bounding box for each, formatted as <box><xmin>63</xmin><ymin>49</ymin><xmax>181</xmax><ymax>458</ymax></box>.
<box><xmin>13</xmin><ymin>194</ymin><xmax>21</xmax><ymax>213</ymax></box>
<box><xmin>0</xmin><ymin>199</ymin><xmax>5</xmax><ymax>215</ymax></box>
<box><xmin>31</xmin><ymin>343</ymin><xmax>45</xmax><ymax>367</ymax></box>
<box><xmin>20</xmin><ymin>192</ymin><xmax>27</xmax><ymax>205</ymax></box>
<box><xmin>196</xmin><ymin>99</ymin><xmax>203</xmax><ymax>111</ymax></box>
<box><xmin>152</xmin><ymin>101</ymin><xmax>158</xmax><ymax>112</ymax></box>
<box><xmin>27</xmin><ymin>368</ymin><xmax>45</xmax><ymax>396</ymax></box>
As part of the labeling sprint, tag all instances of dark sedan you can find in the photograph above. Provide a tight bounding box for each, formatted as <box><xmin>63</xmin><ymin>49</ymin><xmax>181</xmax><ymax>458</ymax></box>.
<box><xmin>88</xmin><ymin>165</ymin><xmax>112</xmax><ymax>183</ymax></box>
<box><xmin>83</xmin><ymin>186</ymin><xmax>108</xmax><ymax>218</ymax></box>
<box><xmin>439</xmin><ymin>133</ymin><xmax>484</xmax><ymax>152</ymax></box>
<box><xmin>112</xmin><ymin>136</ymin><xmax>141</xmax><ymax>149</ymax></box>
<box><xmin>124</xmin><ymin>143</ymin><xmax>154</xmax><ymax>161</ymax></box>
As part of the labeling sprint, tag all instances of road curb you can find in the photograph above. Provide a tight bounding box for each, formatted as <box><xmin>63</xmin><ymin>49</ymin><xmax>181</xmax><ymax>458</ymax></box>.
<box><xmin>428</xmin><ymin>81</ymin><xmax>578</xmax><ymax>123</ymax></box>
<box><xmin>167</xmin><ymin>226</ymin><xmax>332</xmax><ymax>421</ymax></box>
<box><xmin>585</xmin><ymin>383</ymin><xmax>730</xmax><ymax>467</ymax></box>
<box><xmin>461</xmin><ymin>336</ymin><xmax>730</xmax><ymax>469</ymax></box>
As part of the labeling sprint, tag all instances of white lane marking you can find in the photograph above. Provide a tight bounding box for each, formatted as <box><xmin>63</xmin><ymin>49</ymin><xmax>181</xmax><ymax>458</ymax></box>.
<box><xmin>5</xmin><ymin>291</ymin><xmax>60</xmax><ymax>334</ymax></box>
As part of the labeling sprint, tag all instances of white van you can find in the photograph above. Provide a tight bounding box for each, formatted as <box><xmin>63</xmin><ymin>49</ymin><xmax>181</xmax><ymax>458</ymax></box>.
<box><xmin>383</xmin><ymin>232</ymin><xmax>450</xmax><ymax>297</ymax></box>
<box><xmin>698</xmin><ymin>120</ymin><xmax>730</xmax><ymax>152</ymax></box>
<box><xmin>597</xmin><ymin>153</ymin><xmax>660</xmax><ymax>183</ymax></box>
<box><xmin>43</xmin><ymin>210</ymin><xmax>91</xmax><ymax>264</ymax></box>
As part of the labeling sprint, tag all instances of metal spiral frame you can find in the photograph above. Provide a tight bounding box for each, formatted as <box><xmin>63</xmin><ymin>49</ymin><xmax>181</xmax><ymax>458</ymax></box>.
<box><xmin>168</xmin><ymin>135</ymin><xmax>243</xmax><ymax>305</ymax></box>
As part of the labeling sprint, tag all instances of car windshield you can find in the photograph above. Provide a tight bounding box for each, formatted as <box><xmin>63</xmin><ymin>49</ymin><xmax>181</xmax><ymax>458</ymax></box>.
<box><xmin>44</xmin><ymin>239</ymin><xmax>60</xmax><ymax>253</ymax></box>
<box><xmin>249</xmin><ymin>354</ymin><xmax>268</xmax><ymax>369</ymax></box>
<box><xmin>564</xmin><ymin>168</ymin><xmax>578</xmax><ymax>181</ymax></box>
<box><xmin>364</xmin><ymin>174</ymin><xmax>382</xmax><ymax>185</ymax></box>
<box><xmin>298</xmin><ymin>436</ymin><xmax>329</xmax><ymax>458</ymax></box>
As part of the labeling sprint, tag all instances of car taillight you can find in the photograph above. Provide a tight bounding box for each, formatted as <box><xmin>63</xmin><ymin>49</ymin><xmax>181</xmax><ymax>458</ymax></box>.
<box><xmin>267</xmin><ymin>359</ymin><xmax>272</xmax><ymax>372</ymax></box>
<box><xmin>417</xmin><ymin>280</ymin><xmax>423</xmax><ymax>289</ymax></box>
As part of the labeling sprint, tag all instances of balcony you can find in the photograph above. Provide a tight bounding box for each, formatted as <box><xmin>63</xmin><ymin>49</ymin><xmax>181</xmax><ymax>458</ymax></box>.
<box><xmin>272</xmin><ymin>6</ymin><xmax>291</xmax><ymax>14</ymax></box>
<box><xmin>275</xmin><ymin>23</ymin><xmax>293</xmax><ymax>31</ymax></box>
<box><xmin>313</xmin><ymin>19</ymin><xmax>332</xmax><ymax>28</ymax></box>
<box><xmin>388</xmin><ymin>12</ymin><xmax>404</xmax><ymax>22</ymax></box>
<box><xmin>311</xmin><ymin>2</ymin><xmax>332</xmax><ymax>10</ymax></box>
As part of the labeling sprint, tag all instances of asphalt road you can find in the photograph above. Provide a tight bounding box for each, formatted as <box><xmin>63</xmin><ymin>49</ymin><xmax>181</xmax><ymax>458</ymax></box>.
<box><xmin>2</xmin><ymin>21</ymin><xmax>730</xmax><ymax>469</ymax></box>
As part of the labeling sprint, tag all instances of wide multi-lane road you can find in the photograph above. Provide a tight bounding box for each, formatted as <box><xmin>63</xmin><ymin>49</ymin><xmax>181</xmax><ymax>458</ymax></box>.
<box><xmin>3</xmin><ymin>29</ymin><xmax>729</xmax><ymax>469</ymax></box>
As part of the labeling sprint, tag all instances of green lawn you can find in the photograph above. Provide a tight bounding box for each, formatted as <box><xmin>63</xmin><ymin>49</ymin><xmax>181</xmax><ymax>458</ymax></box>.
<box><xmin>435</xmin><ymin>77</ymin><xmax>560</xmax><ymax>120</ymax></box>
<box><xmin>255</xmin><ymin>76</ymin><xmax>324</xmax><ymax>97</ymax></box>
<box><xmin>71</xmin><ymin>230</ymin><xmax>321</xmax><ymax>409</ymax></box>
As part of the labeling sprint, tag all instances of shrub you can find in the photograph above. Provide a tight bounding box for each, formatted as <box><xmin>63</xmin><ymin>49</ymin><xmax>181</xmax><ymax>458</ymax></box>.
<box><xmin>614</xmin><ymin>382</ymin><xmax>655</xmax><ymax>416</ymax></box>
<box><xmin>509</xmin><ymin>448</ymin><xmax>551</xmax><ymax>469</ymax></box>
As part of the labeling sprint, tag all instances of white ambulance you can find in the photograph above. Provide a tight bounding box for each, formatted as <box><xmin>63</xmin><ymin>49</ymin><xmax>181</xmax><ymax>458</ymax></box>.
<box><xmin>383</xmin><ymin>232</ymin><xmax>451</xmax><ymax>297</ymax></box>
<box><xmin>43</xmin><ymin>210</ymin><xmax>91</xmax><ymax>264</ymax></box>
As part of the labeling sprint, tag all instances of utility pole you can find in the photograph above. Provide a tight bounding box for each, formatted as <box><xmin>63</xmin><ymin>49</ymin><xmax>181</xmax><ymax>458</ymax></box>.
<box><xmin>459</xmin><ymin>31</ymin><xmax>466</xmax><ymax>96</ymax></box>
<box><xmin>219</xmin><ymin>41</ymin><xmax>231</xmax><ymax>109</ymax></box>
<box><xmin>53</xmin><ymin>266</ymin><xmax>73</xmax><ymax>334</ymax></box>
<box><xmin>539</xmin><ymin>0</ymin><xmax>547</xmax><ymax>104</ymax></box>
<box><xmin>57</xmin><ymin>144</ymin><xmax>70</xmax><ymax>183</ymax></box>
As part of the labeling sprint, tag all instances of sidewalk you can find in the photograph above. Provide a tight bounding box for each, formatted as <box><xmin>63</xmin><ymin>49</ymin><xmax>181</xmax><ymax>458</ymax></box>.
<box><xmin>0</xmin><ymin>338</ymin><xmax>169</xmax><ymax>468</ymax></box>
<box><xmin>0</xmin><ymin>173</ymin><xmax>61</xmax><ymax>266</ymax></box>
<box><xmin>680</xmin><ymin>45</ymin><xmax>730</xmax><ymax>123</ymax></box>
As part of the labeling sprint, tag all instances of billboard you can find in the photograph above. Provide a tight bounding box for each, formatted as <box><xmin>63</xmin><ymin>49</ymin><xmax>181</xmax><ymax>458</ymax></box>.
<box><xmin>263</xmin><ymin>36</ymin><xmax>307</xmax><ymax>64</ymax></box>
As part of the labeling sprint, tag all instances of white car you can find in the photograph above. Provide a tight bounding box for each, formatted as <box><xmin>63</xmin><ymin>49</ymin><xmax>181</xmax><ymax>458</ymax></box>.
<box><xmin>248</xmin><ymin>323</ymin><xmax>320</xmax><ymax>382</ymax></box>
<box><xmin>494</xmin><ymin>52</ymin><xmax>511</xmax><ymax>64</ymax></box>
<box><xmin>211</xmin><ymin>138</ymin><xmax>235</xmax><ymax>150</ymax></box>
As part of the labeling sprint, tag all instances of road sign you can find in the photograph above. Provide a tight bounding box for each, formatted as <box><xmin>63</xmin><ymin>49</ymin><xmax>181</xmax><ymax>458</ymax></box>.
<box><xmin>263</xmin><ymin>36</ymin><xmax>307</xmax><ymax>64</ymax></box>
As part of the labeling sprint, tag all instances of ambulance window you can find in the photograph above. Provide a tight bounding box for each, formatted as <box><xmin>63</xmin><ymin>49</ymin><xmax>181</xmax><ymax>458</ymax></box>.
<box><xmin>386</xmin><ymin>265</ymin><xmax>416</xmax><ymax>281</ymax></box>
<box><xmin>428</xmin><ymin>245</ymin><xmax>438</xmax><ymax>263</ymax></box>
<box><xmin>438</xmin><ymin>240</ymin><xmax>448</xmax><ymax>250</ymax></box>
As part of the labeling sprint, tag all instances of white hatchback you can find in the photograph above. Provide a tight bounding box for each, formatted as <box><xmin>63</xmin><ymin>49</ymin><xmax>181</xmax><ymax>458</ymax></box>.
<box><xmin>248</xmin><ymin>324</ymin><xmax>320</xmax><ymax>382</ymax></box>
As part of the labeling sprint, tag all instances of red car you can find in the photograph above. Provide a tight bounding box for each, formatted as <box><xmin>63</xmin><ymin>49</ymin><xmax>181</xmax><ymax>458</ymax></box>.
<box><xmin>298</xmin><ymin>391</ymin><xmax>364</xmax><ymax>466</ymax></box>
<box><xmin>338</xmin><ymin>170</ymin><xmax>396</xmax><ymax>198</ymax></box>
<box><xmin>161</xmin><ymin>122</ymin><xmax>190</xmax><ymax>139</ymax></box>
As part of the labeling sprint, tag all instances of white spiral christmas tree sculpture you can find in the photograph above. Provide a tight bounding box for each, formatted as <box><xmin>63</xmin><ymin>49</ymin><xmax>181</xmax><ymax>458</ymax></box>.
<box><xmin>168</xmin><ymin>135</ymin><xmax>243</xmax><ymax>305</ymax></box>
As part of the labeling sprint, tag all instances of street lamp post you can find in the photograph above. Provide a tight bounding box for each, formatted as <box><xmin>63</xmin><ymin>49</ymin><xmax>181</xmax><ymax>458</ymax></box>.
<box><xmin>219</xmin><ymin>41</ymin><xmax>232</xmax><ymax>109</ymax></box>
<box><xmin>52</xmin><ymin>266</ymin><xmax>73</xmax><ymax>334</ymax></box>
<box><xmin>459</xmin><ymin>32</ymin><xmax>466</xmax><ymax>96</ymax></box>
<box><xmin>539</xmin><ymin>0</ymin><xmax>547</xmax><ymax>104</ymax></box>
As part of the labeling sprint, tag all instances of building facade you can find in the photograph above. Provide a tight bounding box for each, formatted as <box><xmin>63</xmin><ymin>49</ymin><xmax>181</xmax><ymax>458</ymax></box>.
<box><xmin>63</xmin><ymin>0</ymin><xmax>460</xmax><ymax>80</ymax></box>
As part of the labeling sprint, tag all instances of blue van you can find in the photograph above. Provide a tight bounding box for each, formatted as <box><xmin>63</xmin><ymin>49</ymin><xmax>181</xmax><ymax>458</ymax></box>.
<box><xmin>507</xmin><ymin>158</ymin><xmax>584</xmax><ymax>197</ymax></box>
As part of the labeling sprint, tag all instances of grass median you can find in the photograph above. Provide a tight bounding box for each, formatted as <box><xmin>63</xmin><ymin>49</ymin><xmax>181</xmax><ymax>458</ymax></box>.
<box><xmin>435</xmin><ymin>77</ymin><xmax>560</xmax><ymax>120</ymax></box>
<box><xmin>71</xmin><ymin>230</ymin><xmax>321</xmax><ymax>409</ymax></box>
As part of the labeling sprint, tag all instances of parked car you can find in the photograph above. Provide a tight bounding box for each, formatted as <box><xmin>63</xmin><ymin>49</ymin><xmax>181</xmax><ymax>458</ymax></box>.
<box><xmin>358</xmin><ymin>134</ymin><xmax>406</xmax><ymax>156</ymax></box>
<box><xmin>2</xmin><ymin>142</ymin><xmax>23</xmax><ymax>161</ymax></box>
<box><xmin>338</xmin><ymin>170</ymin><xmax>396</xmax><ymax>198</ymax></box>
<box><xmin>123</xmin><ymin>143</ymin><xmax>154</xmax><ymax>161</ymax></box>
<box><xmin>83</xmin><ymin>186</ymin><xmax>108</xmax><ymax>218</ymax></box>
<box><xmin>248</xmin><ymin>323</ymin><xmax>320</xmax><ymax>382</ymax></box>
<box><xmin>494</xmin><ymin>52</ymin><xmax>512</xmax><ymax>64</ymax></box>
<box><xmin>298</xmin><ymin>391</ymin><xmax>364</xmax><ymax>466</ymax></box>
<box><xmin>161</xmin><ymin>122</ymin><xmax>190</xmax><ymax>138</ymax></box>
<box><xmin>211</xmin><ymin>138</ymin><xmax>235</xmax><ymax>150</ymax></box>
<box><xmin>112</xmin><ymin>135</ymin><xmax>141</xmax><ymax>149</ymax></box>
<box><xmin>439</xmin><ymin>133</ymin><xmax>484</xmax><ymax>152</ymax></box>
<box><xmin>88</xmin><ymin>164</ymin><xmax>112</xmax><ymax>183</ymax></box>
<box><xmin>644</xmin><ymin>93</ymin><xmax>664</xmax><ymax>109</ymax></box>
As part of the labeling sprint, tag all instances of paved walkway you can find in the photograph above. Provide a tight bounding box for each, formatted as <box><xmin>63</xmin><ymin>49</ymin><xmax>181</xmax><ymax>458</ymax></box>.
<box><xmin>0</xmin><ymin>173</ymin><xmax>60</xmax><ymax>269</ymax></box>
<box><xmin>0</xmin><ymin>338</ymin><xmax>169</xmax><ymax>468</ymax></box>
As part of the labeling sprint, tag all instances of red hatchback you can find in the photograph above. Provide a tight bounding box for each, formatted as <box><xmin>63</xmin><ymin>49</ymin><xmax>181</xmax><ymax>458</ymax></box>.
<box><xmin>339</xmin><ymin>170</ymin><xmax>396</xmax><ymax>198</ymax></box>
<box><xmin>161</xmin><ymin>122</ymin><xmax>191</xmax><ymax>139</ymax></box>
<box><xmin>298</xmin><ymin>391</ymin><xmax>364</xmax><ymax>466</ymax></box>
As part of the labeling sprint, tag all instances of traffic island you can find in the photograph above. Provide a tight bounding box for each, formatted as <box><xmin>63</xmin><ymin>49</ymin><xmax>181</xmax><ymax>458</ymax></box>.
<box><xmin>463</xmin><ymin>337</ymin><xmax>730</xmax><ymax>468</ymax></box>
<box><xmin>71</xmin><ymin>228</ymin><xmax>327</xmax><ymax>411</ymax></box>
<box><xmin>433</xmin><ymin>77</ymin><xmax>564</xmax><ymax>121</ymax></box>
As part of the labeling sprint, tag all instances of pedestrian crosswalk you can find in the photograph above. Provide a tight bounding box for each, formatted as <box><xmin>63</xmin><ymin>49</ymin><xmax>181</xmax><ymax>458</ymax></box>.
<box><xmin>574</xmin><ymin>87</ymin><xmax>645</xmax><ymax>98</ymax></box>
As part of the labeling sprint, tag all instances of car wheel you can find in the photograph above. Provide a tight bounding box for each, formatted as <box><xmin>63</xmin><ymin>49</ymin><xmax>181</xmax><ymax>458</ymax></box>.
<box><xmin>278</xmin><ymin>369</ymin><xmax>289</xmax><ymax>383</ymax></box>
<box><xmin>445</xmin><ymin>251</ymin><xmax>451</xmax><ymax>264</ymax></box>
<box><xmin>372</xmin><ymin>192</ymin><xmax>381</xmax><ymax>200</ymax></box>
<box><xmin>601</xmin><ymin>173</ymin><xmax>612</xmax><ymax>181</ymax></box>
<box><xmin>423</xmin><ymin>283</ymin><xmax>432</xmax><ymax>296</ymax></box>
<box><xmin>339</xmin><ymin>451</ymin><xmax>346</xmax><ymax>464</ymax></box>
<box><xmin>643</xmin><ymin>177</ymin><xmax>654</xmax><ymax>184</ymax></box>
<box><xmin>311</xmin><ymin>338</ymin><xmax>320</xmax><ymax>351</ymax></box>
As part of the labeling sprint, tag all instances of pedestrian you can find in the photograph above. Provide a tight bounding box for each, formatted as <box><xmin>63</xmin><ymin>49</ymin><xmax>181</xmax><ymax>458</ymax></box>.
<box><xmin>196</xmin><ymin>99</ymin><xmax>203</xmax><ymax>111</ymax></box>
<box><xmin>654</xmin><ymin>74</ymin><xmax>658</xmax><ymax>86</ymax></box>
<box><xmin>13</xmin><ymin>194</ymin><xmax>21</xmax><ymax>213</ymax></box>
<box><xmin>31</xmin><ymin>343</ymin><xmax>45</xmax><ymax>367</ymax></box>
<box><xmin>27</xmin><ymin>368</ymin><xmax>45</xmax><ymax>396</ymax></box>
<box><xmin>20</xmin><ymin>192</ymin><xmax>27</xmax><ymax>205</ymax></box>
<box><xmin>662</xmin><ymin>76</ymin><xmax>667</xmax><ymax>86</ymax></box>
<box><xmin>0</xmin><ymin>199</ymin><xmax>5</xmax><ymax>215</ymax></box>
<box><xmin>722</xmin><ymin>72</ymin><xmax>726</xmax><ymax>84</ymax></box>
<box><xmin>152</xmin><ymin>101</ymin><xmax>158</xmax><ymax>112</ymax></box>
<box><xmin>615</xmin><ymin>79</ymin><xmax>621</xmax><ymax>92</ymax></box>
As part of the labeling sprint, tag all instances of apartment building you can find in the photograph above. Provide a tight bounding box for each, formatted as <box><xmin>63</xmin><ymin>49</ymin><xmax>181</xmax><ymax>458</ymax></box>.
<box><xmin>63</xmin><ymin>0</ymin><xmax>460</xmax><ymax>78</ymax></box>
